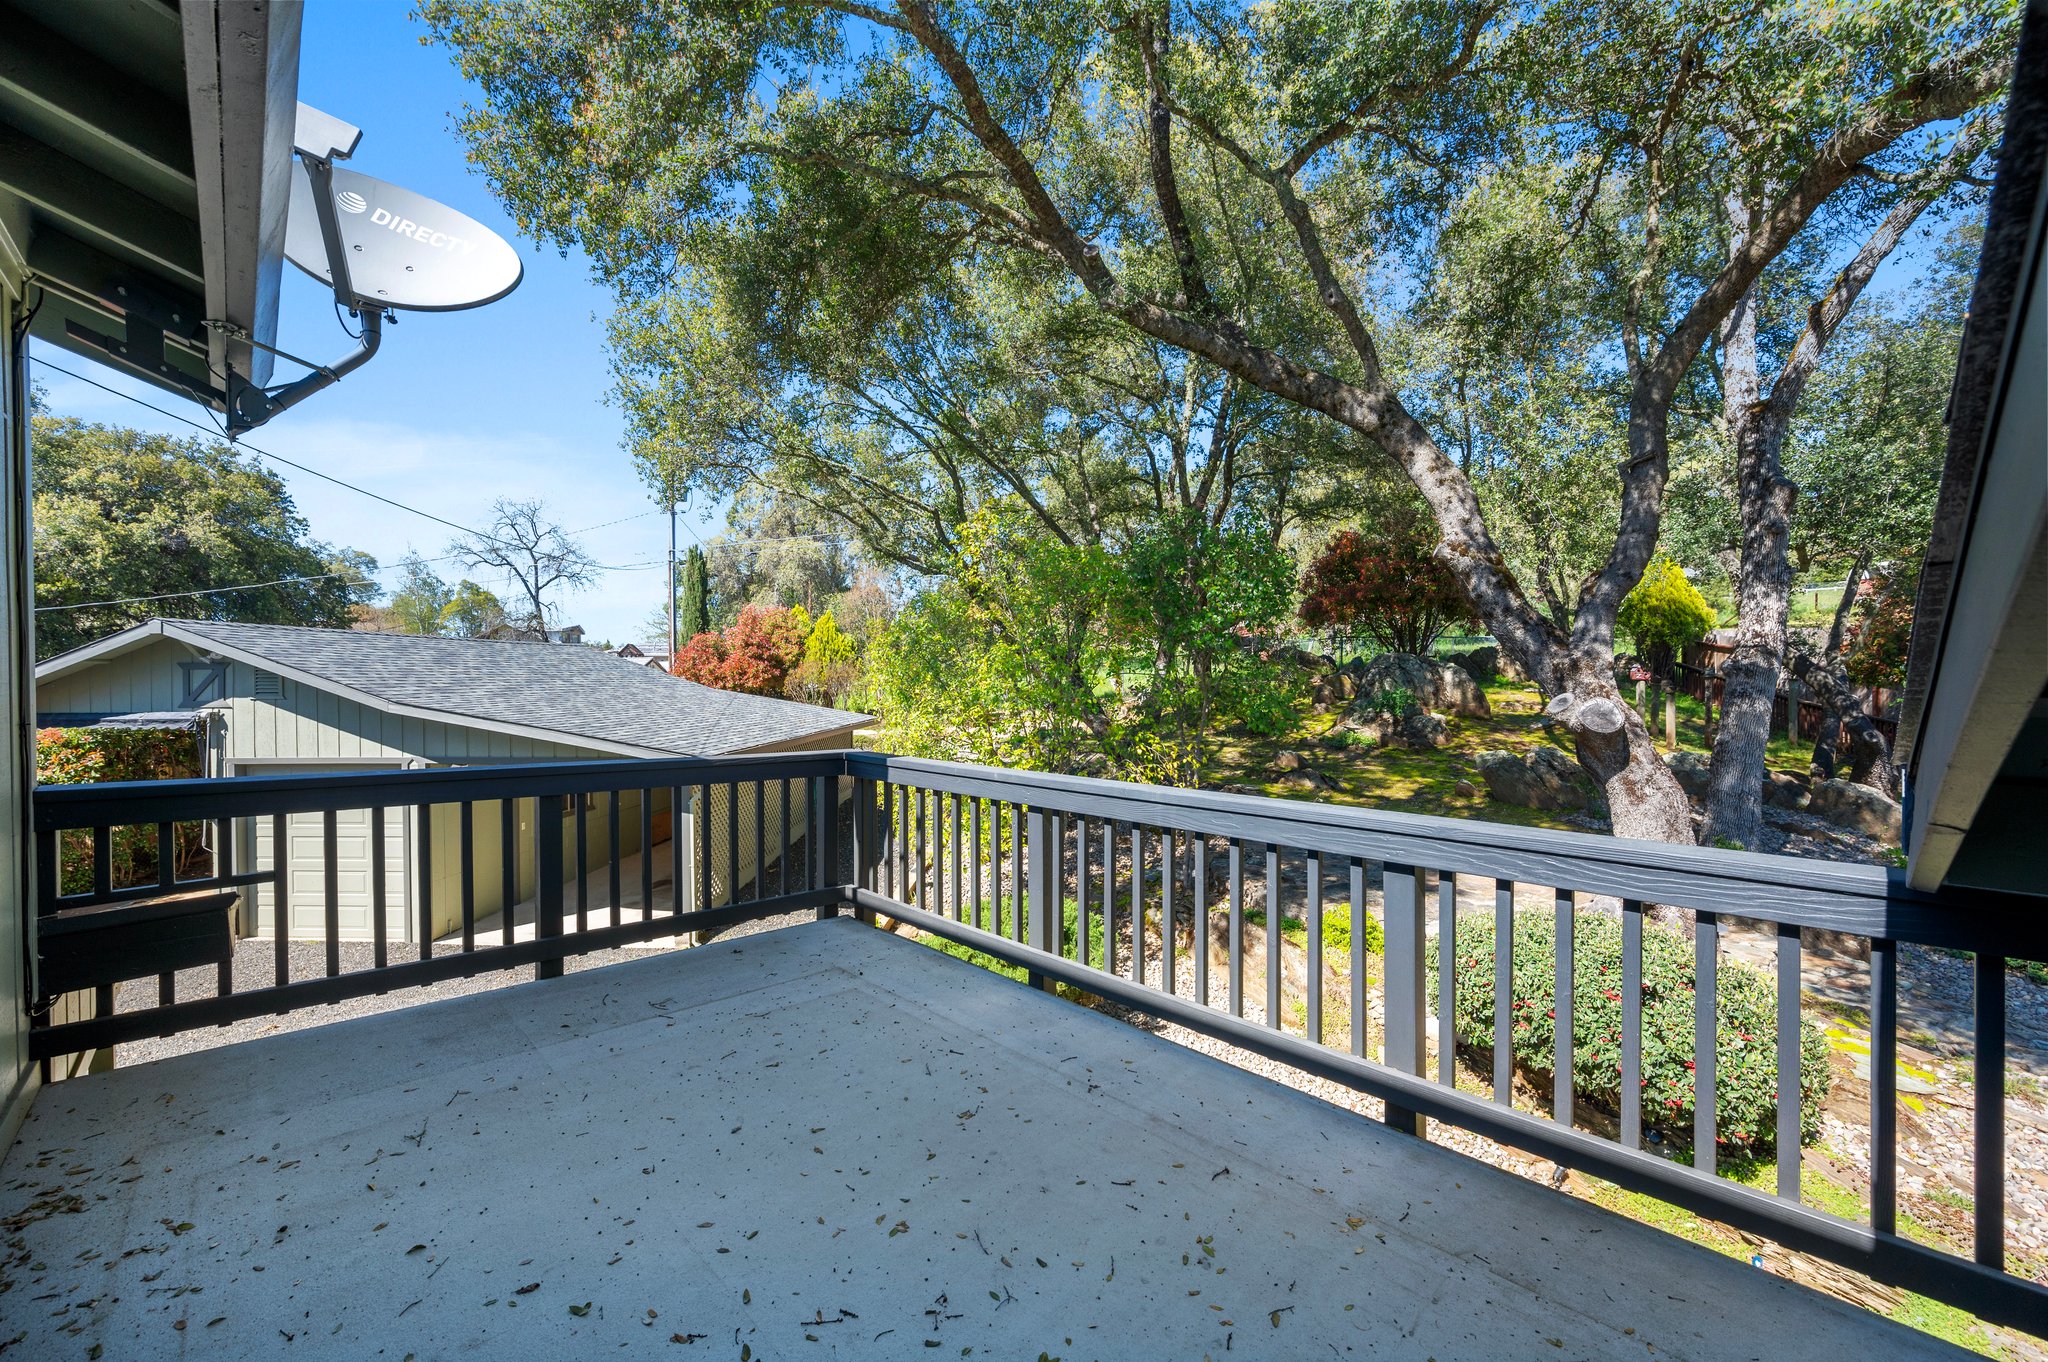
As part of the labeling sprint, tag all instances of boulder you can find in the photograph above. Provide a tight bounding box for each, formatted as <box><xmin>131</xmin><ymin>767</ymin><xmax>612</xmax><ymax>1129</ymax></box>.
<box><xmin>1664</xmin><ymin>750</ymin><xmax>1711</xmax><ymax>799</ymax></box>
<box><xmin>1443</xmin><ymin>645</ymin><xmax>1500</xmax><ymax>686</ymax></box>
<box><xmin>1274</xmin><ymin>750</ymin><xmax>1309</xmax><ymax>772</ymax></box>
<box><xmin>1353</xmin><ymin>652</ymin><xmax>1491</xmax><ymax>719</ymax></box>
<box><xmin>1309</xmin><ymin>670</ymin><xmax>1361</xmax><ymax>709</ymax></box>
<box><xmin>1475</xmin><ymin>745</ymin><xmax>1597</xmax><ymax>811</ymax></box>
<box><xmin>1762</xmin><ymin>771</ymin><xmax>1811</xmax><ymax>811</ymax></box>
<box><xmin>1808</xmin><ymin>779</ymin><xmax>1902</xmax><ymax>841</ymax></box>
<box><xmin>1346</xmin><ymin>711</ymin><xmax>1446</xmax><ymax>751</ymax></box>
<box><xmin>1454</xmin><ymin>778</ymin><xmax>1479</xmax><ymax>799</ymax></box>
<box><xmin>1396</xmin><ymin>710</ymin><xmax>1448</xmax><ymax>750</ymax></box>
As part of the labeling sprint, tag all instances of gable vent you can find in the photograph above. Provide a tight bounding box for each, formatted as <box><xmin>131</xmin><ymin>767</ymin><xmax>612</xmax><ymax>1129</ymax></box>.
<box><xmin>253</xmin><ymin>670</ymin><xmax>284</xmax><ymax>699</ymax></box>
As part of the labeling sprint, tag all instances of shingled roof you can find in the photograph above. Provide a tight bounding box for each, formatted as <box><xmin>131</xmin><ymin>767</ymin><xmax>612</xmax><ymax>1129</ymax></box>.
<box><xmin>37</xmin><ymin>619</ymin><xmax>868</xmax><ymax>759</ymax></box>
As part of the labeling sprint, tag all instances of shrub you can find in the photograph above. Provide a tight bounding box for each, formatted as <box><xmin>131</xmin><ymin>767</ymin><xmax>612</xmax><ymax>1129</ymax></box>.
<box><xmin>1320</xmin><ymin>905</ymin><xmax>1385</xmax><ymax>958</ymax></box>
<box><xmin>1356</xmin><ymin>686</ymin><xmax>1415</xmax><ymax>723</ymax></box>
<box><xmin>36</xmin><ymin>726</ymin><xmax>204</xmax><ymax>896</ymax></box>
<box><xmin>1298</xmin><ymin>509</ymin><xmax>1469</xmax><ymax>654</ymax></box>
<box><xmin>1426</xmin><ymin>909</ymin><xmax>1830</xmax><ymax>1154</ymax></box>
<box><xmin>1616</xmin><ymin>557</ymin><xmax>1717</xmax><ymax>680</ymax></box>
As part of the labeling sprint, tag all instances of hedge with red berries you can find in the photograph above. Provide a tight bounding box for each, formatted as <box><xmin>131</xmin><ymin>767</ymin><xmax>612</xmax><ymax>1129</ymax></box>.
<box><xmin>1428</xmin><ymin>908</ymin><xmax>1831</xmax><ymax>1154</ymax></box>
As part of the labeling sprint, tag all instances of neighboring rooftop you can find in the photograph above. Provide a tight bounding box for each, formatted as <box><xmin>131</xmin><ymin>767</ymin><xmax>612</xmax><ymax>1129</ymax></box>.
<box><xmin>36</xmin><ymin>618</ymin><xmax>867</xmax><ymax>757</ymax></box>
<box><xmin>0</xmin><ymin>919</ymin><xmax>1967</xmax><ymax>1361</ymax></box>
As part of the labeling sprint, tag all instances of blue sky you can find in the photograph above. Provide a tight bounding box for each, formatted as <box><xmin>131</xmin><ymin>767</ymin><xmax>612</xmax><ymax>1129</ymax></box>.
<box><xmin>32</xmin><ymin>0</ymin><xmax>711</xmax><ymax>648</ymax></box>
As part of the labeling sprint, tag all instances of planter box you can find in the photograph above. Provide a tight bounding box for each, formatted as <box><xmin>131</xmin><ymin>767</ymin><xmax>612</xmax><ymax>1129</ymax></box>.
<box><xmin>39</xmin><ymin>889</ymin><xmax>238</xmax><ymax>998</ymax></box>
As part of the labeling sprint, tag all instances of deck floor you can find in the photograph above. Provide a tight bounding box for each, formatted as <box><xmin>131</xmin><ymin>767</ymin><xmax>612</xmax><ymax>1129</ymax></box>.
<box><xmin>2</xmin><ymin>918</ymin><xmax>1964</xmax><ymax>1359</ymax></box>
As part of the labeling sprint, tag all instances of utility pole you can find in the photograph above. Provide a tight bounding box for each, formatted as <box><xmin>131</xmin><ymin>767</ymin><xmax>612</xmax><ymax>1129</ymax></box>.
<box><xmin>666</xmin><ymin>484</ymin><xmax>679</xmax><ymax>675</ymax></box>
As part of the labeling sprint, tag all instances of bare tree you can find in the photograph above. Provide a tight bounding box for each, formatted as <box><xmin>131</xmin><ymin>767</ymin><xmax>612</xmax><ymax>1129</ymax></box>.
<box><xmin>449</xmin><ymin>499</ymin><xmax>596</xmax><ymax>639</ymax></box>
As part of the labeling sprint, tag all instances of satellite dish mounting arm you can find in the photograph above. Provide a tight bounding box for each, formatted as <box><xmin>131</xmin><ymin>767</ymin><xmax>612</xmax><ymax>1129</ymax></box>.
<box><xmin>227</xmin><ymin>110</ymin><xmax>383</xmax><ymax>434</ymax></box>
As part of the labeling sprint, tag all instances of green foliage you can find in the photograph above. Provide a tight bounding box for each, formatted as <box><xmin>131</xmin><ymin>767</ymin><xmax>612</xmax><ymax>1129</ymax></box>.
<box><xmin>31</xmin><ymin>415</ymin><xmax>377</xmax><ymax>657</ymax></box>
<box><xmin>679</xmin><ymin>544</ymin><xmax>711</xmax><ymax>641</ymax></box>
<box><xmin>863</xmin><ymin>504</ymin><xmax>1294</xmax><ymax>781</ymax></box>
<box><xmin>1427</xmin><ymin>911</ymin><xmax>1831</xmax><ymax>1154</ymax></box>
<box><xmin>1616</xmin><ymin>558</ymin><xmax>1717</xmax><ymax>676</ymax></box>
<box><xmin>1319</xmin><ymin>905</ymin><xmax>1384</xmax><ymax>959</ymax></box>
<box><xmin>1356</xmin><ymin>687</ymin><xmax>1417</xmax><ymax>723</ymax></box>
<box><xmin>37</xmin><ymin>727</ymin><xmax>204</xmax><ymax>895</ymax></box>
<box><xmin>441</xmin><ymin>579</ymin><xmax>509</xmax><ymax>638</ymax></box>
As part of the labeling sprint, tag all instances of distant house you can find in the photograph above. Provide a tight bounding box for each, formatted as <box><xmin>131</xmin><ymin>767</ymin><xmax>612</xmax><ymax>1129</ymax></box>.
<box><xmin>35</xmin><ymin>620</ymin><xmax>865</xmax><ymax>944</ymax></box>
<box><xmin>613</xmin><ymin>643</ymin><xmax>672</xmax><ymax>671</ymax></box>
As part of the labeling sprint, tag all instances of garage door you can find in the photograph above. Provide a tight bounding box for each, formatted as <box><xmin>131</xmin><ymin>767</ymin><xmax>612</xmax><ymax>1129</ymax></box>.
<box><xmin>244</xmin><ymin>765</ymin><xmax>411</xmax><ymax>942</ymax></box>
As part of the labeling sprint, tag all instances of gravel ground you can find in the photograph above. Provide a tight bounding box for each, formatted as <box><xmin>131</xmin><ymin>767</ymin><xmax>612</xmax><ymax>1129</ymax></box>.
<box><xmin>107</xmin><ymin>909</ymin><xmax>815</xmax><ymax>1068</ymax></box>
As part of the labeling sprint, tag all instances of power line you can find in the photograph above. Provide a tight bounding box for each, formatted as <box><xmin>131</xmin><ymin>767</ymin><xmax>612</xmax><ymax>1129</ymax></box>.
<box><xmin>31</xmin><ymin>354</ymin><xmax>672</xmax><ymax>575</ymax></box>
<box><xmin>32</xmin><ymin>355</ymin><xmax>523</xmax><ymax>550</ymax></box>
<box><xmin>35</xmin><ymin>571</ymin><xmax>378</xmax><ymax>613</ymax></box>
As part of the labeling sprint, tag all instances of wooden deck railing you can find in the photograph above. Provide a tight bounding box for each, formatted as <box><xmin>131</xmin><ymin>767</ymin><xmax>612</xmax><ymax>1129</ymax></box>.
<box><xmin>29</xmin><ymin>751</ymin><xmax>2047</xmax><ymax>1331</ymax></box>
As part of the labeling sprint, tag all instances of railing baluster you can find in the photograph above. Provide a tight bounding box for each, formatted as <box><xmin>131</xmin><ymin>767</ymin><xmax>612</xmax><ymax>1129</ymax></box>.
<box><xmin>1025</xmin><ymin>804</ymin><xmax>1056</xmax><ymax>991</ymax></box>
<box><xmin>755</xmin><ymin>779</ymin><xmax>767</xmax><ymax>904</ymax></box>
<box><xmin>1264</xmin><ymin>844</ymin><xmax>1281</xmax><ymax>1030</ymax></box>
<box><xmin>416</xmin><ymin>805</ymin><xmax>432</xmax><ymax>962</ymax></box>
<box><xmin>1133</xmin><ymin>825</ymin><xmax>1148</xmax><ymax>987</ymax></box>
<box><xmin>503</xmin><ymin>799</ymin><xmax>520</xmax><ymax>947</ymax></box>
<box><xmin>371</xmin><ymin>807</ymin><xmax>388</xmax><ymax>972</ymax></box>
<box><xmin>1010</xmin><ymin>803</ymin><xmax>1024</xmax><ymax>943</ymax></box>
<box><xmin>460</xmin><ymin>801</ymin><xmax>477</xmax><ymax>952</ymax></box>
<box><xmin>1554</xmin><ymin>888</ymin><xmax>1574</xmax><ymax>1129</ymax></box>
<box><xmin>317</xmin><ymin>802</ymin><xmax>337</xmax><ymax>970</ymax></box>
<box><xmin>969</xmin><ymin>798</ymin><xmax>983</xmax><ymax>931</ymax></box>
<box><xmin>1349</xmin><ymin>857</ymin><xmax>1365</xmax><ymax>1060</ymax></box>
<box><xmin>92</xmin><ymin>825</ymin><xmax>111</xmax><ymax>901</ymax></box>
<box><xmin>648</xmin><ymin>788</ymin><xmax>662</xmax><ymax>921</ymax></box>
<box><xmin>158</xmin><ymin>969</ymin><xmax>174</xmax><ymax>1007</ymax></box>
<box><xmin>1163</xmin><ymin>830</ymin><xmax>1178</xmax><ymax>1000</ymax></box>
<box><xmin>1439</xmin><ymin>871</ymin><xmax>1457</xmax><ymax>1087</ymax></box>
<box><xmin>34</xmin><ymin>827</ymin><xmax>57</xmax><ymax>918</ymax></box>
<box><xmin>698</xmin><ymin>783</ymin><xmax>713</xmax><ymax>914</ymax></box>
<box><xmin>1226</xmin><ymin>838</ymin><xmax>1243</xmax><ymax>1018</ymax></box>
<box><xmin>987</xmin><ymin>797</ymin><xmax>1001</xmax><ymax>931</ymax></box>
<box><xmin>781</xmin><ymin>779</ymin><xmax>793</xmax><ymax>898</ymax></box>
<box><xmin>1694</xmin><ymin>910</ymin><xmax>1719</xmax><ymax>1175</ymax></box>
<box><xmin>916</xmin><ymin>788</ymin><xmax>929</xmax><ymax>915</ymax></box>
<box><xmin>536</xmin><ymin>793</ymin><xmax>565</xmax><ymax>981</ymax></box>
<box><xmin>1305</xmin><ymin>849</ymin><xmax>1321</xmax><ymax>1044</ymax></box>
<box><xmin>882</xmin><ymin>782</ymin><xmax>896</xmax><ymax>899</ymax></box>
<box><xmin>1100</xmin><ymin>818</ymin><xmax>1116</xmax><ymax>972</ymax></box>
<box><xmin>1870</xmin><ymin>936</ymin><xmax>1897</xmax><ymax>1234</ymax></box>
<box><xmin>216</xmin><ymin>817</ymin><xmax>238</xmax><ymax>992</ymax></box>
<box><xmin>1383</xmin><ymin>863</ymin><xmax>1427</xmax><ymax>1135</ymax></box>
<box><xmin>675</xmin><ymin>786</ymin><xmax>688</xmax><ymax>914</ymax></box>
<box><xmin>1194</xmin><ymin>836</ymin><xmax>1211</xmax><ymax>1007</ymax></box>
<box><xmin>1776</xmin><ymin>921</ymin><xmax>1802</xmax><ymax>1199</ymax></box>
<box><xmin>1081</xmin><ymin>819</ymin><xmax>1097</xmax><ymax>966</ymax></box>
<box><xmin>1975</xmin><ymin>951</ymin><xmax>2006</xmax><ymax>1269</ymax></box>
<box><xmin>156</xmin><ymin>821</ymin><xmax>174</xmax><ymax>889</ymax></box>
<box><xmin>607</xmin><ymin>793</ymin><xmax>622</xmax><ymax>927</ymax></box>
<box><xmin>1620</xmin><ymin>899</ymin><xmax>1643</xmax><ymax>1150</ymax></box>
<box><xmin>569</xmin><ymin>790</ymin><xmax>585</xmax><ymax>929</ymax></box>
<box><xmin>725</xmin><ymin>782</ymin><xmax>740</xmax><ymax>911</ymax></box>
<box><xmin>272</xmin><ymin>812</ymin><xmax>290</xmax><ymax>985</ymax></box>
<box><xmin>949</xmin><ymin>795</ymin><xmax>962</xmax><ymax>921</ymax></box>
<box><xmin>1493</xmin><ymin>878</ymin><xmax>1513</xmax><ymax>1106</ymax></box>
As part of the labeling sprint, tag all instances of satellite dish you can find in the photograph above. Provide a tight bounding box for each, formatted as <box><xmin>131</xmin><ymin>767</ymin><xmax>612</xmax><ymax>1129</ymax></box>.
<box><xmin>285</xmin><ymin>162</ymin><xmax>523</xmax><ymax>312</ymax></box>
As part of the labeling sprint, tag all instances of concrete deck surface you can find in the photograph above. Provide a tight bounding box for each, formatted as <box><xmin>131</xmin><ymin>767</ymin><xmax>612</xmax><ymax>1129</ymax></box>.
<box><xmin>1</xmin><ymin>918</ymin><xmax>1964</xmax><ymax>1360</ymax></box>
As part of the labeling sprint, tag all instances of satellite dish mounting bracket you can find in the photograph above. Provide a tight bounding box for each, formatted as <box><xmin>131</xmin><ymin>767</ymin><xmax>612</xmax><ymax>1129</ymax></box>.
<box><xmin>226</xmin><ymin>149</ymin><xmax>384</xmax><ymax>435</ymax></box>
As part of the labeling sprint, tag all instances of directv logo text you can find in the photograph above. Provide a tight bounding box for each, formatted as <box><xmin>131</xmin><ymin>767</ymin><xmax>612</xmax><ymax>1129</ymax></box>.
<box><xmin>357</xmin><ymin>202</ymin><xmax>478</xmax><ymax>256</ymax></box>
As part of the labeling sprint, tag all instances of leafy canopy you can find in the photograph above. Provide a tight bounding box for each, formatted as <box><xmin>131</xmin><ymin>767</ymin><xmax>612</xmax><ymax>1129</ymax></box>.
<box><xmin>32</xmin><ymin>415</ymin><xmax>377</xmax><ymax>657</ymax></box>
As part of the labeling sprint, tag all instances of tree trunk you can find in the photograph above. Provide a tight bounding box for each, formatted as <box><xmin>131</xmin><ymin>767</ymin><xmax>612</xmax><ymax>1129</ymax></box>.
<box><xmin>1788</xmin><ymin>650</ymin><xmax>1897</xmax><ymax>798</ymax></box>
<box><xmin>1543</xmin><ymin>653</ymin><xmax>1696</xmax><ymax>843</ymax></box>
<box><xmin>1702</xmin><ymin>251</ymin><xmax>1794</xmax><ymax>850</ymax></box>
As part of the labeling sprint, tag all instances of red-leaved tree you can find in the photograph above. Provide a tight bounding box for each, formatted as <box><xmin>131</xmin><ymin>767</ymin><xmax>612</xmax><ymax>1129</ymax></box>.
<box><xmin>1298</xmin><ymin>517</ymin><xmax>1469</xmax><ymax>655</ymax></box>
<box><xmin>670</xmin><ymin>604</ymin><xmax>809</xmax><ymax>696</ymax></box>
